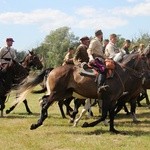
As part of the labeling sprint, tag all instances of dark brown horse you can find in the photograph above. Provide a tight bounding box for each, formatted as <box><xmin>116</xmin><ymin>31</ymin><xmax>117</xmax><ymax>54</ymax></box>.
<box><xmin>5</xmin><ymin>50</ymin><xmax>43</xmax><ymax>115</ymax></box>
<box><xmin>0</xmin><ymin>60</ymin><xmax>29</xmax><ymax>116</ymax></box>
<box><xmin>15</xmin><ymin>52</ymin><xmax>149</xmax><ymax>133</ymax></box>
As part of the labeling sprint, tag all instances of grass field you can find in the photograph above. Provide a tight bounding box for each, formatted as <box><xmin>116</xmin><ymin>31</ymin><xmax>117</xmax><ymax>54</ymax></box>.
<box><xmin>0</xmin><ymin>89</ymin><xmax>150</xmax><ymax>150</ymax></box>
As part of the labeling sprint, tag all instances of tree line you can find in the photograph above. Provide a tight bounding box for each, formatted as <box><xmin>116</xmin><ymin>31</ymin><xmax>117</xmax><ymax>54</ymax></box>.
<box><xmin>17</xmin><ymin>26</ymin><xmax>150</xmax><ymax>68</ymax></box>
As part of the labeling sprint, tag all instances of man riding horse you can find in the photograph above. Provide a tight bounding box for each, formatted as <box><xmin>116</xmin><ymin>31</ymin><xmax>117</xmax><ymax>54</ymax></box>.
<box><xmin>87</xmin><ymin>29</ymin><xmax>108</xmax><ymax>92</ymax></box>
<box><xmin>0</xmin><ymin>38</ymin><xmax>17</xmax><ymax>70</ymax></box>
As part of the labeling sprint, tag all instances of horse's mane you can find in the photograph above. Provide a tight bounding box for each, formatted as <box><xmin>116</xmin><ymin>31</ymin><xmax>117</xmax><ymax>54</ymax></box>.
<box><xmin>121</xmin><ymin>53</ymin><xmax>140</xmax><ymax>66</ymax></box>
<box><xmin>143</xmin><ymin>44</ymin><xmax>150</xmax><ymax>57</ymax></box>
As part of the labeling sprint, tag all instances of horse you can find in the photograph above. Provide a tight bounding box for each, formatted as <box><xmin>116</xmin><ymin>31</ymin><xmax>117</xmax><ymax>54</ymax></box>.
<box><xmin>15</xmin><ymin>52</ymin><xmax>149</xmax><ymax>133</ymax></box>
<box><xmin>0</xmin><ymin>60</ymin><xmax>29</xmax><ymax>116</ymax></box>
<box><xmin>5</xmin><ymin>50</ymin><xmax>43</xmax><ymax>115</ymax></box>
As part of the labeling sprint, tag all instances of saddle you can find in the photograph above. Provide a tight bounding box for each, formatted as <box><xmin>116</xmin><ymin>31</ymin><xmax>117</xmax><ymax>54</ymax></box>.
<box><xmin>79</xmin><ymin>62</ymin><xmax>98</xmax><ymax>78</ymax></box>
<box><xmin>80</xmin><ymin>59</ymin><xmax>116</xmax><ymax>78</ymax></box>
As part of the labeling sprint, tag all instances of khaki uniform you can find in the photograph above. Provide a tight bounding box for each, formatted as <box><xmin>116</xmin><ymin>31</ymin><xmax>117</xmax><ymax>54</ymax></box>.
<box><xmin>62</xmin><ymin>52</ymin><xmax>74</xmax><ymax>66</ymax></box>
<box><xmin>73</xmin><ymin>44</ymin><xmax>89</xmax><ymax>65</ymax></box>
<box><xmin>105</xmin><ymin>42</ymin><xmax>119</xmax><ymax>59</ymax></box>
<box><xmin>0</xmin><ymin>46</ymin><xmax>17</xmax><ymax>64</ymax></box>
<box><xmin>87</xmin><ymin>37</ymin><xmax>104</xmax><ymax>59</ymax></box>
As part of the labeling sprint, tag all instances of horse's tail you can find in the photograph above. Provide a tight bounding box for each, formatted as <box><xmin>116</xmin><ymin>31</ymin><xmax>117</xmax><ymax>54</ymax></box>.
<box><xmin>13</xmin><ymin>68</ymin><xmax>53</xmax><ymax>106</ymax></box>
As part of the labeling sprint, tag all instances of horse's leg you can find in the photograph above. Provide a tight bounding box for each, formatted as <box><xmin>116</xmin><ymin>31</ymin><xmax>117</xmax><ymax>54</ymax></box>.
<box><xmin>70</xmin><ymin>98</ymin><xmax>85</xmax><ymax>123</ymax></box>
<box><xmin>63</xmin><ymin>97</ymin><xmax>73</xmax><ymax>115</ymax></box>
<box><xmin>23</xmin><ymin>99</ymin><xmax>32</xmax><ymax>114</ymax></box>
<box><xmin>6</xmin><ymin>103</ymin><xmax>18</xmax><ymax>114</ymax></box>
<box><xmin>30</xmin><ymin>93</ymin><xmax>55</xmax><ymax>130</ymax></box>
<box><xmin>114</xmin><ymin>101</ymin><xmax>125</xmax><ymax>116</ymax></box>
<box><xmin>130</xmin><ymin>99</ymin><xmax>139</xmax><ymax>122</ymax></box>
<box><xmin>123</xmin><ymin>104</ymin><xmax>130</xmax><ymax>115</ymax></box>
<box><xmin>58</xmin><ymin>100</ymin><xmax>66</xmax><ymax>118</ymax></box>
<box><xmin>136</xmin><ymin>93</ymin><xmax>144</xmax><ymax>107</ymax></box>
<box><xmin>82</xmin><ymin>93</ymin><xmax>109</xmax><ymax>129</ymax></box>
<box><xmin>109</xmin><ymin>104</ymin><xmax>120</xmax><ymax>133</ymax></box>
<box><xmin>6</xmin><ymin>93</ymin><xmax>20</xmax><ymax>114</ymax></box>
<box><xmin>144</xmin><ymin>90</ymin><xmax>150</xmax><ymax>106</ymax></box>
<box><xmin>73</xmin><ymin>99</ymin><xmax>92</xmax><ymax>127</ymax></box>
<box><xmin>0</xmin><ymin>96</ymin><xmax>6</xmax><ymax>117</ymax></box>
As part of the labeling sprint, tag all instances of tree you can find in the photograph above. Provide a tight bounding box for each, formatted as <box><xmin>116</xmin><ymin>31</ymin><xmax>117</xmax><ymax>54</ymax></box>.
<box><xmin>16</xmin><ymin>50</ymin><xmax>27</xmax><ymax>62</ymax></box>
<box><xmin>35</xmin><ymin>27</ymin><xmax>79</xmax><ymax>67</ymax></box>
<box><xmin>132</xmin><ymin>32</ymin><xmax>150</xmax><ymax>46</ymax></box>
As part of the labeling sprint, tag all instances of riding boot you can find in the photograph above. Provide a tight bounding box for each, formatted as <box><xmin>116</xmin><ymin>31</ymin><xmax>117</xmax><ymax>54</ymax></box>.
<box><xmin>97</xmin><ymin>72</ymin><xmax>109</xmax><ymax>93</ymax></box>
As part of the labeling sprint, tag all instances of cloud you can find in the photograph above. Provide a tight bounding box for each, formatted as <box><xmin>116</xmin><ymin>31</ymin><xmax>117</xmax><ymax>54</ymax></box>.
<box><xmin>0</xmin><ymin>7</ymin><xmax>128</xmax><ymax>32</ymax></box>
<box><xmin>75</xmin><ymin>6</ymin><xmax>127</xmax><ymax>29</ymax></box>
<box><xmin>113</xmin><ymin>1</ymin><xmax>150</xmax><ymax>16</ymax></box>
<box><xmin>126</xmin><ymin>0</ymin><xmax>138</xmax><ymax>2</ymax></box>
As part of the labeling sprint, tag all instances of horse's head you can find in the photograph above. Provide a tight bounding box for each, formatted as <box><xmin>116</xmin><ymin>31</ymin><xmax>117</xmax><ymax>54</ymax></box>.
<box><xmin>122</xmin><ymin>53</ymin><xmax>150</xmax><ymax>73</ymax></box>
<box><xmin>22</xmin><ymin>51</ymin><xmax>43</xmax><ymax>70</ymax></box>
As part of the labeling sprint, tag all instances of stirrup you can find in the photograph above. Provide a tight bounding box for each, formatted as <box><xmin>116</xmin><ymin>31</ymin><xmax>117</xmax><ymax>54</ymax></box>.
<box><xmin>98</xmin><ymin>85</ymin><xmax>109</xmax><ymax>92</ymax></box>
<box><xmin>122</xmin><ymin>91</ymin><xmax>129</xmax><ymax>96</ymax></box>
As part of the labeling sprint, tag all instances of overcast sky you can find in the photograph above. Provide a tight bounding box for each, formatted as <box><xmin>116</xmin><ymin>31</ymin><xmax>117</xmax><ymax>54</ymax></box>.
<box><xmin>0</xmin><ymin>0</ymin><xmax>150</xmax><ymax>51</ymax></box>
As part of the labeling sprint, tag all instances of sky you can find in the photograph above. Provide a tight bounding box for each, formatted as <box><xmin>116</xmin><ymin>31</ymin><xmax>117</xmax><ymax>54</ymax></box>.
<box><xmin>0</xmin><ymin>0</ymin><xmax>150</xmax><ymax>51</ymax></box>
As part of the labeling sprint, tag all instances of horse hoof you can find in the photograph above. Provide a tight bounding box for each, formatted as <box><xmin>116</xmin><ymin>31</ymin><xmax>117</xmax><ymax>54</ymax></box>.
<box><xmin>110</xmin><ymin>128</ymin><xmax>120</xmax><ymax>134</ymax></box>
<box><xmin>69</xmin><ymin>119</ymin><xmax>74</xmax><ymax>123</ymax></box>
<box><xmin>6</xmin><ymin>110</ymin><xmax>10</xmax><ymax>114</ymax></box>
<box><xmin>28</xmin><ymin>112</ymin><xmax>33</xmax><ymax>115</ymax></box>
<box><xmin>82</xmin><ymin>122</ymin><xmax>89</xmax><ymax>128</ymax></box>
<box><xmin>133</xmin><ymin>120</ymin><xmax>140</xmax><ymax>124</ymax></box>
<box><xmin>30</xmin><ymin>124</ymin><xmax>38</xmax><ymax>130</ymax></box>
<box><xmin>126</xmin><ymin>112</ymin><xmax>131</xmax><ymax>116</ymax></box>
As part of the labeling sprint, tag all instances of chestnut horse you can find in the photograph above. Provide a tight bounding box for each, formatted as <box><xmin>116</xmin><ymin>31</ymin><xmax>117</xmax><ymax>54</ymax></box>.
<box><xmin>15</xmin><ymin>53</ymin><xmax>149</xmax><ymax>133</ymax></box>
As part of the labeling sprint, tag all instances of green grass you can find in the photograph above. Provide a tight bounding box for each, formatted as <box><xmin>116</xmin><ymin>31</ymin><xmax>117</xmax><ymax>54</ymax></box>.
<box><xmin>0</xmin><ymin>90</ymin><xmax>150</xmax><ymax>150</ymax></box>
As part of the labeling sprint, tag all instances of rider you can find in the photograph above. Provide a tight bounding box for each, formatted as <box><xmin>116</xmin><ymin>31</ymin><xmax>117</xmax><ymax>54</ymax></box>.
<box><xmin>73</xmin><ymin>36</ymin><xmax>90</xmax><ymax>65</ymax></box>
<box><xmin>122</xmin><ymin>39</ymin><xmax>131</xmax><ymax>54</ymax></box>
<box><xmin>87</xmin><ymin>29</ymin><xmax>108</xmax><ymax>92</ymax></box>
<box><xmin>0</xmin><ymin>38</ymin><xmax>17</xmax><ymax>70</ymax></box>
<box><xmin>62</xmin><ymin>47</ymin><xmax>74</xmax><ymax>66</ymax></box>
<box><xmin>105</xmin><ymin>34</ymin><xmax>119</xmax><ymax>59</ymax></box>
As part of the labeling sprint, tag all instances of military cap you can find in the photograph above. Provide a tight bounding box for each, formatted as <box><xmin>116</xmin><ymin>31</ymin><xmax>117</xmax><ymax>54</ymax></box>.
<box><xmin>95</xmin><ymin>30</ymin><xmax>103</xmax><ymax>36</ymax></box>
<box><xmin>80</xmin><ymin>36</ymin><xmax>90</xmax><ymax>41</ymax></box>
<box><xmin>6</xmin><ymin>38</ymin><xmax>14</xmax><ymax>42</ymax></box>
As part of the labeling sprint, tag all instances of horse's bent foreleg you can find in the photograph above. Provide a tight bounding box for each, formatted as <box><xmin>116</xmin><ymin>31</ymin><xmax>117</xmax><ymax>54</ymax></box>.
<box><xmin>70</xmin><ymin>98</ymin><xmax>85</xmax><ymax>123</ymax></box>
<box><xmin>73</xmin><ymin>98</ymin><xmax>92</xmax><ymax>127</ymax></box>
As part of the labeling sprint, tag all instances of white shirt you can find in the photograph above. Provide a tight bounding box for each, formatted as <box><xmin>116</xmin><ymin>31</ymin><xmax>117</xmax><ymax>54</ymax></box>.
<box><xmin>0</xmin><ymin>46</ymin><xmax>17</xmax><ymax>63</ymax></box>
<box><xmin>105</xmin><ymin>42</ymin><xmax>119</xmax><ymax>59</ymax></box>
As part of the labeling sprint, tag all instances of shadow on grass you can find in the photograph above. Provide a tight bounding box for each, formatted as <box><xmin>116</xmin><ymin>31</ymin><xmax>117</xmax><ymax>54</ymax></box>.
<box><xmin>63</xmin><ymin>128</ymin><xmax>150</xmax><ymax>136</ymax></box>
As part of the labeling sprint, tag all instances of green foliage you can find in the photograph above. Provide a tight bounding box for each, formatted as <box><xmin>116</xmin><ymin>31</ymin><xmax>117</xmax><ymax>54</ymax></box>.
<box><xmin>132</xmin><ymin>32</ymin><xmax>150</xmax><ymax>46</ymax></box>
<box><xmin>16</xmin><ymin>50</ymin><xmax>27</xmax><ymax>62</ymax></box>
<box><xmin>116</xmin><ymin>34</ymin><xmax>125</xmax><ymax>48</ymax></box>
<box><xmin>35</xmin><ymin>27</ymin><xmax>79</xmax><ymax>67</ymax></box>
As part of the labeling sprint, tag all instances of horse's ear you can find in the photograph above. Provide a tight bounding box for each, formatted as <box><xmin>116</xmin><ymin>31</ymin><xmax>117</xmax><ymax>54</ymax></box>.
<box><xmin>28</xmin><ymin>50</ymin><xmax>34</xmax><ymax>55</ymax></box>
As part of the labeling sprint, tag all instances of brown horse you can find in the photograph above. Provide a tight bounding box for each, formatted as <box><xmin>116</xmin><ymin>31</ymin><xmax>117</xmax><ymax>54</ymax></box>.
<box><xmin>15</xmin><ymin>52</ymin><xmax>149</xmax><ymax>133</ymax></box>
<box><xmin>5</xmin><ymin>50</ymin><xmax>43</xmax><ymax>115</ymax></box>
<box><xmin>0</xmin><ymin>60</ymin><xmax>29</xmax><ymax>116</ymax></box>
